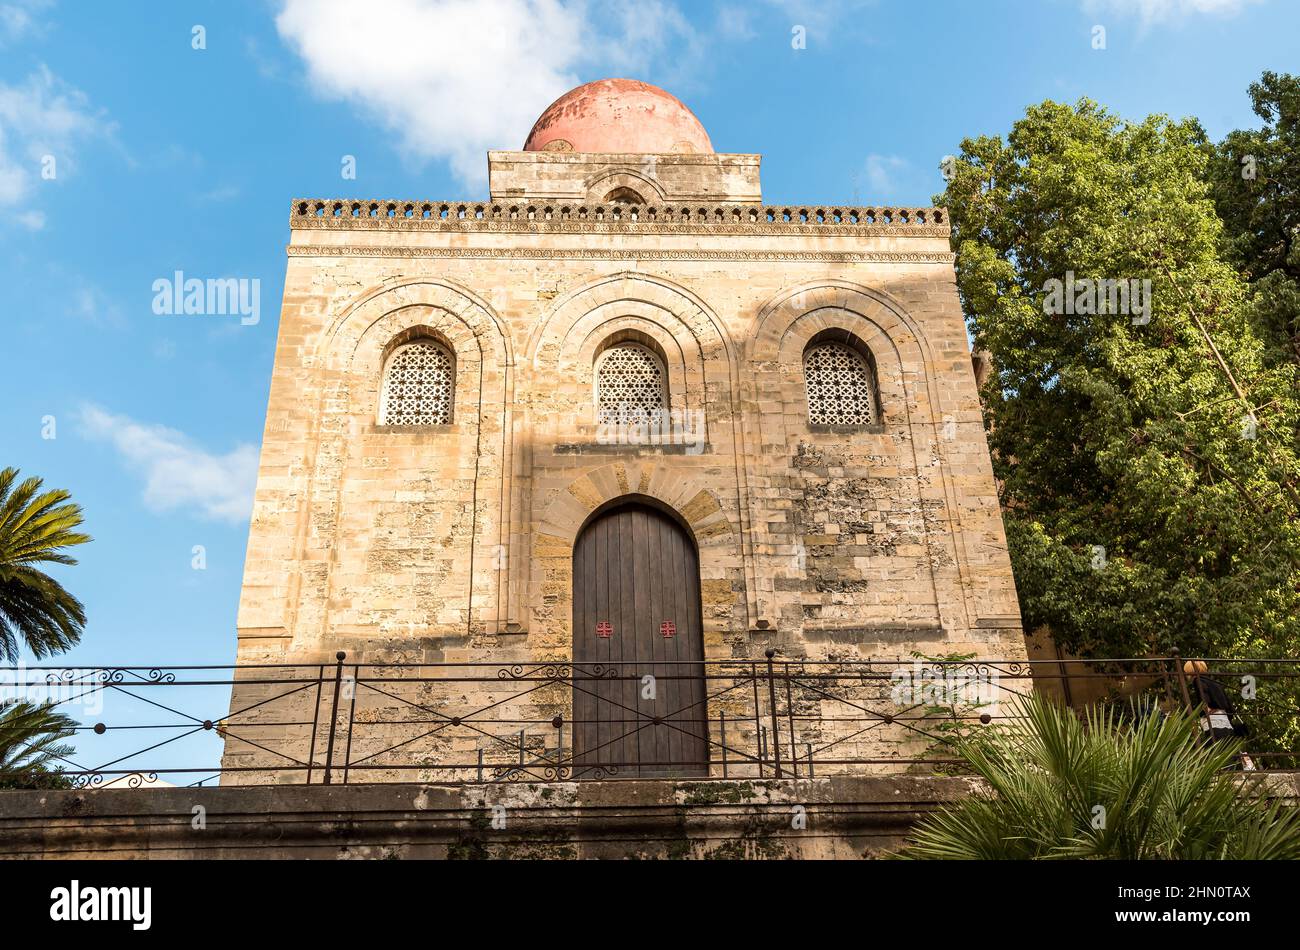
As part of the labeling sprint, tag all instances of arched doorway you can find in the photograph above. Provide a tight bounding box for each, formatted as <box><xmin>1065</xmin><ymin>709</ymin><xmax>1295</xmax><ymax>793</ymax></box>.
<box><xmin>571</xmin><ymin>501</ymin><xmax>708</xmax><ymax>778</ymax></box>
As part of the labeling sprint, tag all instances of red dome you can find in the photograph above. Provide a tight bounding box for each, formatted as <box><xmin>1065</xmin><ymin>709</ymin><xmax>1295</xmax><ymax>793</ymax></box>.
<box><xmin>523</xmin><ymin>78</ymin><xmax>713</xmax><ymax>154</ymax></box>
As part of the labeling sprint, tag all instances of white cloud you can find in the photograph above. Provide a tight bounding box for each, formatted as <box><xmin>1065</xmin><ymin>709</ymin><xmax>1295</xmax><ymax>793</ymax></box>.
<box><xmin>274</xmin><ymin>0</ymin><xmax>723</xmax><ymax>186</ymax></box>
<box><xmin>15</xmin><ymin>208</ymin><xmax>43</xmax><ymax>230</ymax></box>
<box><xmin>275</xmin><ymin>0</ymin><xmax>586</xmax><ymax>185</ymax></box>
<box><xmin>761</xmin><ymin>0</ymin><xmax>874</xmax><ymax>35</ymax></box>
<box><xmin>78</xmin><ymin>405</ymin><xmax>259</xmax><ymax>524</ymax></box>
<box><xmin>0</xmin><ymin>64</ymin><xmax>109</xmax><ymax>223</ymax></box>
<box><xmin>862</xmin><ymin>154</ymin><xmax>910</xmax><ymax>200</ymax></box>
<box><xmin>597</xmin><ymin>0</ymin><xmax>704</xmax><ymax>83</ymax></box>
<box><xmin>1083</xmin><ymin>0</ymin><xmax>1261</xmax><ymax>22</ymax></box>
<box><xmin>0</xmin><ymin>0</ymin><xmax>53</xmax><ymax>44</ymax></box>
<box><xmin>68</xmin><ymin>280</ymin><xmax>124</xmax><ymax>328</ymax></box>
<box><xmin>195</xmin><ymin>183</ymin><xmax>241</xmax><ymax>204</ymax></box>
<box><xmin>715</xmin><ymin>4</ymin><xmax>757</xmax><ymax>40</ymax></box>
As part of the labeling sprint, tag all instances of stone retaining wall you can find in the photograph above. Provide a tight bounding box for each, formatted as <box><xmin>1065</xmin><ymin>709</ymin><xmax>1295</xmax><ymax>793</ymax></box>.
<box><xmin>0</xmin><ymin>775</ymin><xmax>980</xmax><ymax>860</ymax></box>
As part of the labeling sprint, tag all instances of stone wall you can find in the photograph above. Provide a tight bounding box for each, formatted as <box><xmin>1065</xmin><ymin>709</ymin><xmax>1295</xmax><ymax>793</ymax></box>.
<box><xmin>0</xmin><ymin>775</ymin><xmax>979</xmax><ymax>860</ymax></box>
<box><xmin>487</xmin><ymin>151</ymin><xmax>763</xmax><ymax>203</ymax></box>
<box><xmin>10</xmin><ymin>773</ymin><xmax>1297</xmax><ymax>860</ymax></box>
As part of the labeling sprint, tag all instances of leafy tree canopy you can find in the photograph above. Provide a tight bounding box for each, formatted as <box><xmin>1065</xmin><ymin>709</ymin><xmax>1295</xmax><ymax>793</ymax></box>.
<box><xmin>1208</xmin><ymin>71</ymin><xmax>1300</xmax><ymax>370</ymax></box>
<box><xmin>938</xmin><ymin>89</ymin><xmax>1300</xmax><ymax>661</ymax></box>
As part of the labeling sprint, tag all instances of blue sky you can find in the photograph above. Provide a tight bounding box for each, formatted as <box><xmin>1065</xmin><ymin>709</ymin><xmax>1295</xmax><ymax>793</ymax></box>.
<box><xmin>0</xmin><ymin>0</ymin><xmax>1295</xmax><ymax>778</ymax></box>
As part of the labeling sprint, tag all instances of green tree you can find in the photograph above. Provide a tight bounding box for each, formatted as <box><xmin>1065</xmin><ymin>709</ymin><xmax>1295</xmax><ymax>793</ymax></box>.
<box><xmin>1208</xmin><ymin>72</ymin><xmax>1300</xmax><ymax>369</ymax></box>
<box><xmin>938</xmin><ymin>98</ymin><xmax>1300</xmax><ymax>664</ymax></box>
<box><xmin>0</xmin><ymin>700</ymin><xmax>76</xmax><ymax>789</ymax></box>
<box><xmin>0</xmin><ymin>467</ymin><xmax>92</xmax><ymax>662</ymax></box>
<box><xmin>902</xmin><ymin>692</ymin><xmax>1300</xmax><ymax>860</ymax></box>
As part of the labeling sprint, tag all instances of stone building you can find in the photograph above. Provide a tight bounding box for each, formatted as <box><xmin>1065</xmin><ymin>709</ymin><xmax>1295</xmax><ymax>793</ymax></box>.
<box><xmin>222</xmin><ymin>78</ymin><xmax>1024</xmax><ymax>784</ymax></box>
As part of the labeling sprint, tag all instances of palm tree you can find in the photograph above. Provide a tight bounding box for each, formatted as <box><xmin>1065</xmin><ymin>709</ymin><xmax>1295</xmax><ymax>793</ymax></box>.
<box><xmin>0</xmin><ymin>700</ymin><xmax>77</xmax><ymax>788</ymax></box>
<box><xmin>0</xmin><ymin>466</ymin><xmax>92</xmax><ymax>662</ymax></box>
<box><xmin>902</xmin><ymin>691</ymin><xmax>1300</xmax><ymax>859</ymax></box>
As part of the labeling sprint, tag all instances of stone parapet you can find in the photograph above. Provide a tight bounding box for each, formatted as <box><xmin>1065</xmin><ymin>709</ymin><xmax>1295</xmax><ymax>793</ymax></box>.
<box><xmin>0</xmin><ymin>775</ymin><xmax>981</xmax><ymax>860</ymax></box>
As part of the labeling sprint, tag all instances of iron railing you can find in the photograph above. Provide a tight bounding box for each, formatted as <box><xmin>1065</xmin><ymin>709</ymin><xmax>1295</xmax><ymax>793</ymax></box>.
<box><xmin>3</xmin><ymin>653</ymin><xmax>1297</xmax><ymax>788</ymax></box>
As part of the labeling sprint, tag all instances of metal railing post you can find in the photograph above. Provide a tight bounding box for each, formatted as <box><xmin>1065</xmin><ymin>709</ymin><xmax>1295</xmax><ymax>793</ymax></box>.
<box><xmin>342</xmin><ymin>663</ymin><xmax>358</xmax><ymax>785</ymax></box>
<box><xmin>552</xmin><ymin>715</ymin><xmax>564</xmax><ymax>772</ymax></box>
<box><xmin>785</xmin><ymin>665</ymin><xmax>798</xmax><ymax>779</ymax></box>
<box><xmin>322</xmin><ymin>651</ymin><xmax>346</xmax><ymax>785</ymax></box>
<box><xmin>306</xmin><ymin>664</ymin><xmax>324</xmax><ymax>785</ymax></box>
<box><xmin>720</xmin><ymin>710</ymin><xmax>728</xmax><ymax>778</ymax></box>
<box><xmin>750</xmin><ymin>662</ymin><xmax>764</xmax><ymax>777</ymax></box>
<box><xmin>1172</xmin><ymin>649</ymin><xmax>1194</xmax><ymax>712</ymax></box>
<box><xmin>765</xmin><ymin>649</ymin><xmax>783</xmax><ymax>779</ymax></box>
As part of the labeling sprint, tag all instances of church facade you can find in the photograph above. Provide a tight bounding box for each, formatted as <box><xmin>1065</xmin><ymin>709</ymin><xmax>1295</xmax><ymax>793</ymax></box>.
<box><xmin>223</xmin><ymin>79</ymin><xmax>1023</xmax><ymax>781</ymax></box>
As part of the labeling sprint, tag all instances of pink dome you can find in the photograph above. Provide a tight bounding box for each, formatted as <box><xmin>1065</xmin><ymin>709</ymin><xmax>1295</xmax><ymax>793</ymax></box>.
<box><xmin>523</xmin><ymin>78</ymin><xmax>713</xmax><ymax>154</ymax></box>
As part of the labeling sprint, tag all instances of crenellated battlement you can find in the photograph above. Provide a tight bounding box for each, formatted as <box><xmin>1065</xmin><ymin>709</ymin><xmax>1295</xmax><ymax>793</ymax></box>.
<box><xmin>290</xmin><ymin>199</ymin><xmax>950</xmax><ymax>236</ymax></box>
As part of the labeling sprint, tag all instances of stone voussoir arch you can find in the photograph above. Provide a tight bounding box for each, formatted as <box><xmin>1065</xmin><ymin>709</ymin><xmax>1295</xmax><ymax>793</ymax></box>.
<box><xmin>527</xmin><ymin>271</ymin><xmax>739</xmax><ymax>444</ymax></box>
<box><xmin>746</xmin><ymin>279</ymin><xmax>931</xmax><ymax>370</ymax></box>
<box><xmin>320</xmin><ymin>276</ymin><xmax>512</xmax><ymax>377</ymax></box>
<box><xmin>529</xmin><ymin>462</ymin><xmax>737</xmax><ymax>652</ymax></box>
<box><xmin>584</xmin><ymin>167</ymin><xmax>669</xmax><ymax>205</ymax></box>
<box><xmin>562</xmin><ymin>304</ymin><xmax>703</xmax><ymax>426</ymax></box>
<box><xmin>538</xmin><ymin>461</ymin><xmax>733</xmax><ymax>548</ymax></box>
<box><xmin>527</xmin><ymin>271</ymin><xmax>735</xmax><ymax>375</ymax></box>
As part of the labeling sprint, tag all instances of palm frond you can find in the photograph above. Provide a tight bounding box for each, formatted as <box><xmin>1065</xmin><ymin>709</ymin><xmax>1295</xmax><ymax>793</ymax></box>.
<box><xmin>0</xmin><ymin>467</ymin><xmax>91</xmax><ymax>661</ymax></box>
<box><xmin>902</xmin><ymin>691</ymin><xmax>1300</xmax><ymax>860</ymax></box>
<box><xmin>0</xmin><ymin>699</ymin><xmax>77</xmax><ymax>788</ymax></box>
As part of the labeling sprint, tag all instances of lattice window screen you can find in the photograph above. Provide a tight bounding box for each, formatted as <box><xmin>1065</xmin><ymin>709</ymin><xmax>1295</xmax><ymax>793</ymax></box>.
<box><xmin>804</xmin><ymin>342</ymin><xmax>877</xmax><ymax>426</ymax></box>
<box><xmin>596</xmin><ymin>343</ymin><xmax>666</xmax><ymax>424</ymax></box>
<box><xmin>379</xmin><ymin>341</ymin><xmax>454</xmax><ymax>425</ymax></box>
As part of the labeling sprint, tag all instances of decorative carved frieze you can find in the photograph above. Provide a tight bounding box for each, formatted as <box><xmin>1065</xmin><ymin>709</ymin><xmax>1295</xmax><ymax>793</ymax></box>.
<box><xmin>285</xmin><ymin>245</ymin><xmax>958</xmax><ymax>263</ymax></box>
<box><xmin>289</xmin><ymin>198</ymin><xmax>950</xmax><ymax>238</ymax></box>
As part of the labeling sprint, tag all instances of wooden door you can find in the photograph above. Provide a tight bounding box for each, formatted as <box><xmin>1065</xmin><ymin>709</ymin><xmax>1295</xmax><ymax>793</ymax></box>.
<box><xmin>572</xmin><ymin>503</ymin><xmax>708</xmax><ymax>778</ymax></box>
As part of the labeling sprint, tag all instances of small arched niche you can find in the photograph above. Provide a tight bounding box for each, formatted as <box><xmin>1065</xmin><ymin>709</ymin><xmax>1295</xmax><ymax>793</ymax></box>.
<box><xmin>604</xmin><ymin>186</ymin><xmax>646</xmax><ymax>204</ymax></box>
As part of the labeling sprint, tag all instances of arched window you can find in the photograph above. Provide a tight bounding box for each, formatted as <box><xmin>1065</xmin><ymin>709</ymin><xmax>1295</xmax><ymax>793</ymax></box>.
<box><xmin>803</xmin><ymin>340</ymin><xmax>878</xmax><ymax>427</ymax></box>
<box><xmin>379</xmin><ymin>339</ymin><xmax>454</xmax><ymax>425</ymax></box>
<box><xmin>595</xmin><ymin>342</ymin><xmax>666</xmax><ymax>425</ymax></box>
